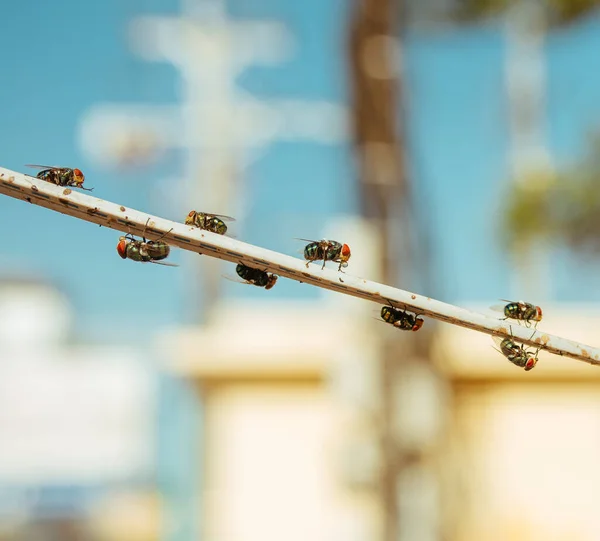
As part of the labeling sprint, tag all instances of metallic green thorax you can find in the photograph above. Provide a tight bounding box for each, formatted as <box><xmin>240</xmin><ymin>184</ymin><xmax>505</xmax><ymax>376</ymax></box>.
<box><xmin>303</xmin><ymin>240</ymin><xmax>343</xmax><ymax>262</ymax></box>
<box><xmin>126</xmin><ymin>240</ymin><xmax>170</xmax><ymax>262</ymax></box>
<box><xmin>36</xmin><ymin>168</ymin><xmax>76</xmax><ymax>187</ymax></box>
<box><xmin>124</xmin><ymin>243</ymin><xmax>151</xmax><ymax>262</ymax></box>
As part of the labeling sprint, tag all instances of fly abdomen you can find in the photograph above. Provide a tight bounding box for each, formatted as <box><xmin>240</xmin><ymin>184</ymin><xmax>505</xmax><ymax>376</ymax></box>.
<box><xmin>37</xmin><ymin>169</ymin><xmax>60</xmax><ymax>185</ymax></box>
<box><xmin>499</xmin><ymin>338</ymin><xmax>518</xmax><ymax>357</ymax></box>
<box><xmin>145</xmin><ymin>241</ymin><xmax>170</xmax><ymax>261</ymax></box>
<box><xmin>236</xmin><ymin>264</ymin><xmax>271</xmax><ymax>287</ymax></box>
<box><xmin>304</xmin><ymin>243</ymin><xmax>320</xmax><ymax>261</ymax></box>
<box><xmin>209</xmin><ymin>217</ymin><xmax>227</xmax><ymax>235</ymax></box>
<box><xmin>504</xmin><ymin>303</ymin><xmax>521</xmax><ymax>319</ymax></box>
<box><xmin>381</xmin><ymin>306</ymin><xmax>397</xmax><ymax>324</ymax></box>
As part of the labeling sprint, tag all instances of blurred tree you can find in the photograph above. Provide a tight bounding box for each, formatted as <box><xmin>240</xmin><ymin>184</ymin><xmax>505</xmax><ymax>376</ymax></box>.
<box><xmin>349</xmin><ymin>0</ymin><xmax>409</xmax><ymax>283</ymax></box>
<box><xmin>348</xmin><ymin>2</ymin><xmax>408</xmax><ymax>541</ymax></box>
<box><xmin>444</xmin><ymin>0</ymin><xmax>600</xmax><ymax>263</ymax></box>
<box><xmin>451</xmin><ymin>0</ymin><xmax>600</xmax><ymax>26</ymax></box>
<box><xmin>348</xmin><ymin>2</ymin><xmax>438</xmax><ymax>541</ymax></box>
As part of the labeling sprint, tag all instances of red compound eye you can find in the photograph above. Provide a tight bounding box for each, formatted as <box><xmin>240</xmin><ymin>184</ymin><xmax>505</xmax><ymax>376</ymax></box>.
<box><xmin>116</xmin><ymin>239</ymin><xmax>127</xmax><ymax>259</ymax></box>
<box><xmin>265</xmin><ymin>275</ymin><xmax>278</xmax><ymax>290</ymax></box>
<box><xmin>341</xmin><ymin>244</ymin><xmax>351</xmax><ymax>257</ymax></box>
<box><xmin>412</xmin><ymin>318</ymin><xmax>424</xmax><ymax>331</ymax></box>
<box><xmin>525</xmin><ymin>357</ymin><xmax>537</xmax><ymax>371</ymax></box>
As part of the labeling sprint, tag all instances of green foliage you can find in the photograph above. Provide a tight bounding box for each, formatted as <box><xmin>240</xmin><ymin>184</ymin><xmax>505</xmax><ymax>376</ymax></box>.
<box><xmin>501</xmin><ymin>170</ymin><xmax>556</xmax><ymax>250</ymax></box>
<box><xmin>502</xmin><ymin>135</ymin><xmax>600</xmax><ymax>254</ymax></box>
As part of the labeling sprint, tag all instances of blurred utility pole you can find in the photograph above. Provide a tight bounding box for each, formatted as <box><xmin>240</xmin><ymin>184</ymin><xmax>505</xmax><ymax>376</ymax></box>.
<box><xmin>80</xmin><ymin>0</ymin><xmax>348</xmax><ymax>325</ymax></box>
<box><xmin>349</xmin><ymin>1</ymin><xmax>417</xmax><ymax>540</ymax></box>
<box><xmin>505</xmin><ymin>0</ymin><xmax>552</xmax><ymax>302</ymax></box>
<box><xmin>349</xmin><ymin>0</ymin><xmax>410</xmax><ymax>286</ymax></box>
<box><xmin>129</xmin><ymin>0</ymin><xmax>293</xmax><ymax>324</ymax></box>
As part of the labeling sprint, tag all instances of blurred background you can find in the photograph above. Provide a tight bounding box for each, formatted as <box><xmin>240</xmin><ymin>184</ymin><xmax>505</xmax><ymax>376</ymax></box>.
<box><xmin>2</xmin><ymin>0</ymin><xmax>600</xmax><ymax>540</ymax></box>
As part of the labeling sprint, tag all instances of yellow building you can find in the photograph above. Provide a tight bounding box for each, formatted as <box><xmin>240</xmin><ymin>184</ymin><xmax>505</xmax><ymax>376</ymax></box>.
<box><xmin>161</xmin><ymin>298</ymin><xmax>600</xmax><ymax>541</ymax></box>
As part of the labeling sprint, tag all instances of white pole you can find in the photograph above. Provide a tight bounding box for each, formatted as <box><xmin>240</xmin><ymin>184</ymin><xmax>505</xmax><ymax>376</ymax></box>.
<box><xmin>2</xmin><ymin>166</ymin><xmax>598</xmax><ymax>365</ymax></box>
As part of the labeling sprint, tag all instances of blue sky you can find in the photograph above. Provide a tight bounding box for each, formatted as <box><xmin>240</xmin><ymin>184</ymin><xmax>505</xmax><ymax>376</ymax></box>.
<box><xmin>1</xmin><ymin>0</ymin><xmax>600</xmax><ymax>344</ymax></box>
<box><xmin>3</xmin><ymin>2</ymin><xmax>600</xmax><ymax>539</ymax></box>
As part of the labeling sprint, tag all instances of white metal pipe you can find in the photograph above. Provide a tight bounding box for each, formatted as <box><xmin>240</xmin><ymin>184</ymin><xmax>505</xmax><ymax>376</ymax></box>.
<box><xmin>1</xmin><ymin>165</ymin><xmax>599</xmax><ymax>366</ymax></box>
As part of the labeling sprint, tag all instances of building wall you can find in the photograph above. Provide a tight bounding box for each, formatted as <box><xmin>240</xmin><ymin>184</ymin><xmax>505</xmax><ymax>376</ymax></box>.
<box><xmin>435</xmin><ymin>305</ymin><xmax>600</xmax><ymax>541</ymax></box>
<box><xmin>201</xmin><ymin>382</ymin><xmax>380</xmax><ymax>541</ymax></box>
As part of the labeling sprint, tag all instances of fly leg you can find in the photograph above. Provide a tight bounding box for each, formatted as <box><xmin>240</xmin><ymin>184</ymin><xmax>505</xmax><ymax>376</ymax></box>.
<box><xmin>321</xmin><ymin>246</ymin><xmax>330</xmax><ymax>270</ymax></box>
<box><xmin>141</xmin><ymin>218</ymin><xmax>151</xmax><ymax>243</ymax></box>
<box><xmin>153</xmin><ymin>227</ymin><xmax>174</xmax><ymax>243</ymax></box>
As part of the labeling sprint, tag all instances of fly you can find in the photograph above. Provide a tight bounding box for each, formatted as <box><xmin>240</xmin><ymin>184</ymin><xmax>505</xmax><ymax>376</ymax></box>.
<box><xmin>491</xmin><ymin>299</ymin><xmax>543</xmax><ymax>328</ymax></box>
<box><xmin>296</xmin><ymin>238</ymin><xmax>351</xmax><ymax>271</ymax></box>
<box><xmin>185</xmin><ymin>210</ymin><xmax>236</xmax><ymax>235</ymax></box>
<box><xmin>26</xmin><ymin>165</ymin><xmax>93</xmax><ymax>191</ymax></box>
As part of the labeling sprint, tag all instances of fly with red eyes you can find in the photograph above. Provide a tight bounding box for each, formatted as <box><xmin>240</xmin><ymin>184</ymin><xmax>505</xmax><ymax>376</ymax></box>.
<box><xmin>25</xmin><ymin>165</ymin><xmax>93</xmax><ymax>191</ymax></box>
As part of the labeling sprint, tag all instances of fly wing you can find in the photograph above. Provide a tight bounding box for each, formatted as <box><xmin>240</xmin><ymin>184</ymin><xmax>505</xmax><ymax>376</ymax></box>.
<box><xmin>491</xmin><ymin>345</ymin><xmax>505</xmax><ymax>356</ymax></box>
<box><xmin>148</xmin><ymin>260</ymin><xmax>179</xmax><ymax>267</ymax></box>
<box><xmin>222</xmin><ymin>274</ymin><xmax>249</xmax><ymax>285</ymax></box>
<box><xmin>294</xmin><ymin>237</ymin><xmax>319</xmax><ymax>243</ymax></box>
<box><xmin>490</xmin><ymin>304</ymin><xmax>507</xmax><ymax>314</ymax></box>
<box><xmin>209</xmin><ymin>213</ymin><xmax>236</xmax><ymax>222</ymax></box>
<box><xmin>294</xmin><ymin>238</ymin><xmax>318</xmax><ymax>256</ymax></box>
<box><xmin>491</xmin><ymin>335</ymin><xmax>506</xmax><ymax>349</ymax></box>
<box><xmin>25</xmin><ymin>164</ymin><xmax>61</xmax><ymax>170</ymax></box>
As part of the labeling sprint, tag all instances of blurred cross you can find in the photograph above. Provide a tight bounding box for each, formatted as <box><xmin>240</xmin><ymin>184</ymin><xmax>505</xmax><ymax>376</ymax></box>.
<box><xmin>78</xmin><ymin>0</ymin><xmax>348</xmax><ymax>322</ymax></box>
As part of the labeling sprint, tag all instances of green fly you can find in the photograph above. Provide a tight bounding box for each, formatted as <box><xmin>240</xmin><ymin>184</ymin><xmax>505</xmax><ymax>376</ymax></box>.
<box><xmin>296</xmin><ymin>238</ymin><xmax>351</xmax><ymax>271</ymax></box>
<box><xmin>380</xmin><ymin>305</ymin><xmax>424</xmax><ymax>332</ymax></box>
<box><xmin>234</xmin><ymin>263</ymin><xmax>278</xmax><ymax>290</ymax></box>
<box><xmin>185</xmin><ymin>210</ymin><xmax>236</xmax><ymax>235</ymax></box>
<box><xmin>116</xmin><ymin>221</ymin><xmax>177</xmax><ymax>266</ymax></box>
<box><xmin>492</xmin><ymin>329</ymin><xmax>540</xmax><ymax>371</ymax></box>
<box><xmin>491</xmin><ymin>299</ymin><xmax>543</xmax><ymax>328</ymax></box>
<box><xmin>26</xmin><ymin>165</ymin><xmax>93</xmax><ymax>191</ymax></box>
